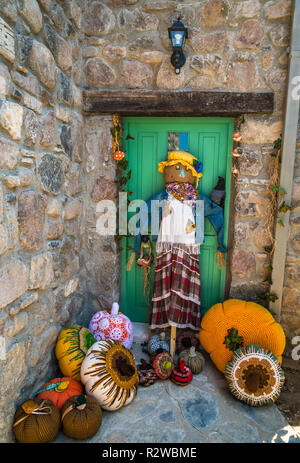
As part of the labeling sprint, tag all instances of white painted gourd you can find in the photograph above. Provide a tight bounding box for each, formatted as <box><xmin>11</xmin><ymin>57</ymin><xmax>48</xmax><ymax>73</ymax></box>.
<box><xmin>80</xmin><ymin>339</ymin><xmax>138</xmax><ymax>411</ymax></box>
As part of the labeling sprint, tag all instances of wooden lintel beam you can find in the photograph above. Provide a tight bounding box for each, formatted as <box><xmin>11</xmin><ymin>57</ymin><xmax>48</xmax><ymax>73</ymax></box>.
<box><xmin>83</xmin><ymin>89</ymin><xmax>274</xmax><ymax>116</ymax></box>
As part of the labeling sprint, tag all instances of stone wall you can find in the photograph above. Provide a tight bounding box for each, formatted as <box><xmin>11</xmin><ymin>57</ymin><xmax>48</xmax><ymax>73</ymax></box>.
<box><xmin>281</xmin><ymin>108</ymin><xmax>300</xmax><ymax>371</ymax></box>
<box><xmin>0</xmin><ymin>0</ymin><xmax>86</xmax><ymax>442</ymax></box>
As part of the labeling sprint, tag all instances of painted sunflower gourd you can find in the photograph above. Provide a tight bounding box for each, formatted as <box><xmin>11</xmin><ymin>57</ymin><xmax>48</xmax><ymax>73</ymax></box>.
<box><xmin>178</xmin><ymin>346</ymin><xmax>205</xmax><ymax>375</ymax></box>
<box><xmin>61</xmin><ymin>394</ymin><xmax>102</xmax><ymax>440</ymax></box>
<box><xmin>80</xmin><ymin>339</ymin><xmax>138</xmax><ymax>411</ymax></box>
<box><xmin>55</xmin><ymin>325</ymin><xmax>96</xmax><ymax>381</ymax></box>
<box><xmin>36</xmin><ymin>377</ymin><xmax>83</xmax><ymax>410</ymax></box>
<box><xmin>176</xmin><ymin>329</ymin><xmax>200</xmax><ymax>354</ymax></box>
<box><xmin>89</xmin><ymin>302</ymin><xmax>134</xmax><ymax>349</ymax></box>
<box><xmin>224</xmin><ymin>345</ymin><xmax>285</xmax><ymax>407</ymax></box>
<box><xmin>199</xmin><ymin>299</ymin><xmax>286</xmax><ymax>373</ymax></box>
<box><xmin>13</xmin><ymin>398</ymin><xmax>60</xmax><ymax>443</ymax></box>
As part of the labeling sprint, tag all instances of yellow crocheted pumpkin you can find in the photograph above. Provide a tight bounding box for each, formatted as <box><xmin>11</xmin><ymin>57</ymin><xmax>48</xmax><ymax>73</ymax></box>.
<box><xmin>199</xmin><ymin>299</ymin><xmax>286</xmax><ymax>373</ymax></box>
<box><xmin>55</xmin><ymin>325</ymin><xmax>96</xmax><ymax>381</ymax></box>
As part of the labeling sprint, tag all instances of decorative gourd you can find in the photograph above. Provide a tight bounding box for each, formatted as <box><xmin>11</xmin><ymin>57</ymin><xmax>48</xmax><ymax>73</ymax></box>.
<box><xmin>13</xmin><ymin>398</ymin><xmax>60</xmax><ymax>443</ymax></box>
<box><xmin>61</xmin><ymin>394</ymin><xmax>102</xmax><ymax>440</ymax></box>
<box><xmin>178</xmin><ymin>346</ymin><xmax>205</xmax><ymax>375</ymax></box>
<box><xmin>199</xmin><ymin>299</ymin><xmax>286</xmax><ymax>373</ymax></box>
<box><xmin>153</xmin><ymin>352</ymin><xmax>173</xmax><ymax>380</ymax></box>
<box><xmin>36</xmin><ymin>377</ymin><xmax>83</xmax><ymax>411</ymax></box>
<box><xmin>89</xmin><ymin>302</ymin><xmax>134</xmax><ymax>349</ymax></box>
<box><xmin>55</xmin><ymin>325</ymin><xmax>96</xmax><ymax>381</ymax></box>
<box><xmin>137</xmin><ymin>359</ymin><xmax>158</xmax><ymax>387</ymax></box>
<box><xmin>147</xmin><ymin>332</ymin><xmax>170</xmax><ymax>355</ymax></box>
<box><xmin>176</xmin><ymin>329</ymin><xmax>200</xmax><ymax>354</ymax></box>
<box><xmin>170</xmin><ymin>360</ymin><xmax>193</xmax><ymax>386</ymax></box>
<box><xmin>81</xmin><ymin>339</ymin><xmax>138</xmax><ymax>411</ymax></box>
<box><xmin>113</xmin><ymin>150</ymin><xmax>125</xmax><ymax>161</ymax></box>
<box><xmin>224</xmin><ymin>345</ymin><xmax>285</xmax><ymax>407</ymax></box>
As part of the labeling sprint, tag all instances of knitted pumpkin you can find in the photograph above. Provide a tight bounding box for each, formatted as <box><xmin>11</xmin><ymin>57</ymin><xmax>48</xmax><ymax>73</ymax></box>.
<box><xmin>61</xmin><ymin>394</ymin><xmax>102</xmax><ymax>440</ymax></box>
<box><xmin>55</xmin><ymin>325</ymin><xmax>96</xmax><ymax>381</ymax></box>
<box><xmin>81</xmin><ymin>339</ymin><xmax>138</xmax><ymax>411</ymax></box>
<box><xmin>89</xmin><ymin>302</ymin><xmax>134</xmax><ymax>349</ymax></box>
<box><xmin>176</xmin><ymin>329</ymin><xmax>200</xmax><ymax>354</ymax></box>
<box><xmin>153</xmin><ymin>352</ymin><xmax>173</xmax><ymax>380</ymax></box>
<box><xmin>36</xmin><ymin>377</ymin><xmax>83</xmax><ymax>411</ymax></box>
<box><xmin>224</xmin><ymin>345</ymin><xmax>285</xmax><ymax>407</ymax></box>
<box><xmin>199</xmin><ymin>299</ymin><xmax>286</xmax><ymax>373</ymax></box>
<box><xmin>137</xmin><ymin>359</ymin><xmax>159</xmax><ymax>387</ymax></box>
<box><xmin>170</xmin><ymin>360</ymin><xmax>193</xmax><ymax>386</ymax></box>
<box><xmin>178</xmin><ymin>346</ymin><xmax>205</xmax><ymax>375</ymax></box>
<box><xmin>147</xmin><ymin>332</ymin><xmax>170</xmax><ymax>355</ymax></box>
<box><xmin>13</xmin><ymin>398</ymin><xmax>60</xmax><ymax>443</ymax></box>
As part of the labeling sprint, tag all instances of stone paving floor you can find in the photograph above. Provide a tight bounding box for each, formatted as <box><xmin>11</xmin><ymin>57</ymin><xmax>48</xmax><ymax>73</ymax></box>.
<box><xmin>55</xmin><ymin>342</ymin><xmax>300</xmax><ymax>444</ymax></box>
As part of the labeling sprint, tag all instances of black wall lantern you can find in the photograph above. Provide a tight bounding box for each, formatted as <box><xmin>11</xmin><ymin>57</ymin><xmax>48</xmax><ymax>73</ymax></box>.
<box><xmin>168</xmin><ymin>17</ymin><xmax>188</xmax><ymax>74</ymax></box>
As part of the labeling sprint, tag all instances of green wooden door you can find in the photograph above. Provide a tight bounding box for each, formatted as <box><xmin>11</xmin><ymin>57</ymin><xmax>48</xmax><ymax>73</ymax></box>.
<box><xmin>121</xmin><ymin>117</ymin><xmax>233</xmax><ymax>323</ymax></box>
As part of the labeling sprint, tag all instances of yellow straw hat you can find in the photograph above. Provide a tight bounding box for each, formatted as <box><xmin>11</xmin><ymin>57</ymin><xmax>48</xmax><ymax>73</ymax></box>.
<box><xmin>158</xmin><ymin>151</ymin><xmax>203</xmax><ymax>179</ymax></box>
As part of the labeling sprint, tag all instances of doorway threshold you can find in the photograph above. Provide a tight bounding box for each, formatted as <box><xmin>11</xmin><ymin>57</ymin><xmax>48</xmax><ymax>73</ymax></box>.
<box><xmin>133</xmin><ymin>322</ymin><xmax>148</xmax><ymax>343</ymax></box>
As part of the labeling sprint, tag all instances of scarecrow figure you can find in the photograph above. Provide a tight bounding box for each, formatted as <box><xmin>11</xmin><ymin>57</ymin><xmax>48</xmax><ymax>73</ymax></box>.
<box><xmin>130</xmin><ymin>151</ymin><xmax>227</xmax><ymax>357</ymax></box>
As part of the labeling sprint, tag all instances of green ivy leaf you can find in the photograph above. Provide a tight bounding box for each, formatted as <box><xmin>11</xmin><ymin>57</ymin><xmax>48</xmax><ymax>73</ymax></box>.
<box><xmin>223</xmin><ymin>328</ymin><xmax>244</xmax><ymax>352</ymax></box>
<box><xmin>264</xmin><ymin>245</ymin><xmax>273</xmax><ymax>253</ymax></box>
<box><xmin>278</xmin><ymin>218</ymin><xmax>284</xmax><ymax>227</ymax></box>
<box><xmin>274</xmin><ymin>138</ymin><xmax>282</xmax><ymax>149</ymax></box>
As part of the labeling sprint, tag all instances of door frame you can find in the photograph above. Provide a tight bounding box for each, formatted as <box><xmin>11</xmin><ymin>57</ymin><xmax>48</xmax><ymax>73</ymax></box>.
<box><xmin>121</xmin><ymin>116</ymin><xmax>234</xmax><ymax>320</ymax></box>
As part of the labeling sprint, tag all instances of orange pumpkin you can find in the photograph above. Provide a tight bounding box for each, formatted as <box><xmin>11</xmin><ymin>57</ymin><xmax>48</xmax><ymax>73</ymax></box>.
<box><xmin>36</xmin><ymin>377</ymin><xmax>83</xmax><ymax>411</ymax></box>
<box><xmin>199</xmin><ymin>299</ymin><xmax>286</xmax><ymax>373</ymax></box>
<box><xmin>113</xmin><ymin>150</ymin><xmax>125</xmax><ymax>161</ymax></box>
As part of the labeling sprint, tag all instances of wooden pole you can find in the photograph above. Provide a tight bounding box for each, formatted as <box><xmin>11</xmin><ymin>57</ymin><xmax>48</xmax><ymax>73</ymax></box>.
<box><xmin>170</xmin><ymin>325</ymin><xmax>176</xmax><ymax>360</ymax></box>
<box><xmin>270</xmin><ymin>0</ymin><xmax>300</xmax><ymax>319</ymax></box>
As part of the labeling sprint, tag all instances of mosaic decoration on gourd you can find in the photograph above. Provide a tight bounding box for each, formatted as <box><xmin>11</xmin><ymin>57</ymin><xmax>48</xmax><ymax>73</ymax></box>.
<box><xmin>89</xmin><ymin>302</ymin><xmax>133</xmax><ymax>350</ymax></box>
<box><xmin>61</xmin><ymin>394</ymin><xmax>102</xmax><ymax>440</ymax></box>
<box><xmin>55</xmin><ymin>325</ymin><xmax>96</xmax><ymax>381</ymax></box>
<box><xmin>80</xmin><ymin>339</ymin><xmax>138</xmax><ymax>411</ymax></box>
<box><xmin>224</xmin><ymin>345</ymin><xmax>285</xmax><ymax>407</ymax></box>
<box><xmin>13</xmin><ymin>398</ymin><xmax>60</xmax><ymax>443</ymax></box>
<box><xmin>36</xmin><ymin>377</ymin><xmax>83</xmax><ymax>411</ymax></box>
<box><xmin>199</xmin><ymin>299</ymin><xmax>286</xmax><ymax>373</ymax></box>
<box><xmin>147</xmin><ymin>332</ymin><xmax>170</xmax><ymax>355</ymax></box>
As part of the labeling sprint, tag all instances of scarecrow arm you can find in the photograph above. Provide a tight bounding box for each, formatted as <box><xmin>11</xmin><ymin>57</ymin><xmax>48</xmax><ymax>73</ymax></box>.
<box><xmin>198</xmin><ymin>193</ymin><xmax>227</xmax><ymax>253</ymax></box>
<box><xmin>132</xmin><ymin>189</ymin><xmax>167</xmax><ymax>254</ymax></box>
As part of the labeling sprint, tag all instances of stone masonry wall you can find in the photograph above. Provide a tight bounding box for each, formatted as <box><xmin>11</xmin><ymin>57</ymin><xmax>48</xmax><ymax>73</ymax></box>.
<box><xmin>0</xmin><ymin>0</ymin><xmax>86</xmax><ymax>442</ymax></box>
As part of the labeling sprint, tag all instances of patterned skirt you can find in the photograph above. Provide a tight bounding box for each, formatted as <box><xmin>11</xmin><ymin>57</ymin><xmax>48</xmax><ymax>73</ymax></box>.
<box><xmin>149</xmin><ymin>245</ymin><xmax>201</xmax><ymax>331</ymax></box>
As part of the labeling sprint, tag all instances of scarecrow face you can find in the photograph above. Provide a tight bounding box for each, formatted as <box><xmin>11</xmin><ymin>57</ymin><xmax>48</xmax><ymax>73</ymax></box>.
<box><xmin>163</xmin><ymin>162</ymin><xmax>195</xmax><ymax>185</ymax></box>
